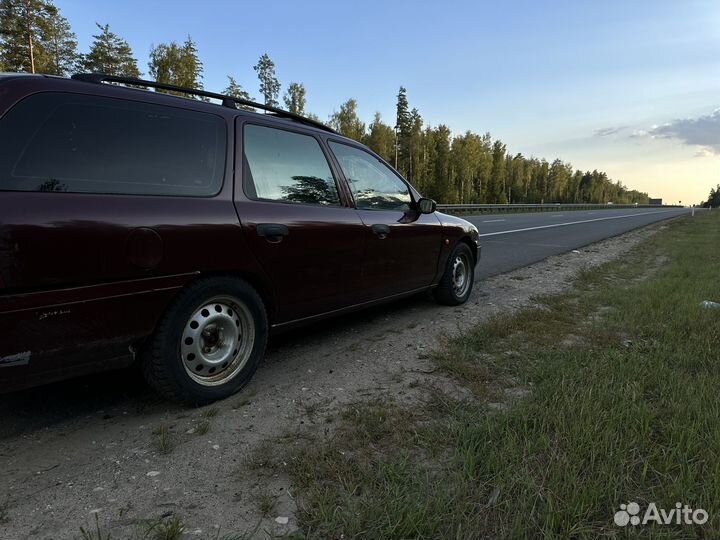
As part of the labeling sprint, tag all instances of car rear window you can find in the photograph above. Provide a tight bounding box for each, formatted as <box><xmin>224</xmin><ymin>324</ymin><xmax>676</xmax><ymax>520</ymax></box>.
<box><xmin>0</xmin><ymin>92</ymin><xmax>226</xmax><ymax>196</ymax></box>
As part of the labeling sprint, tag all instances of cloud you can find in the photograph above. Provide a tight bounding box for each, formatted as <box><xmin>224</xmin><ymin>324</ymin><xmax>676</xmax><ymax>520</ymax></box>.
<box><xmin>594</xmin><ymin>126</ymin><xmax>628</xmax><ymax>137</ymax></box>
<box><xmin>693</xmin><ymin>147</ymin><xmax>714</xmax><ymax>158</ymax></box>
<box><xmin>629</xmin><ymin>129</ymin><xmax>649</xmax><ymax>139</ymax></box>
<box><xmin>648</xmin><ymin>109</ymin><xmax>720</xmax><ymax>154</ymax></box>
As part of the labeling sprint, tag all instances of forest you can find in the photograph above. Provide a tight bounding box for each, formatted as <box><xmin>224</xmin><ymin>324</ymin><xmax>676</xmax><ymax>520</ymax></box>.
<box><xmin>0</xmin><ymin>0</ymin><xmax>653</xmax><ymax>205</ymax></box>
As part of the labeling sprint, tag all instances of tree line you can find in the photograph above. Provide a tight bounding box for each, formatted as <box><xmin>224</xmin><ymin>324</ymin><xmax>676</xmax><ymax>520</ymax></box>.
<box><xmin>702</xmin><ymin>185</ymin><xmax>720</xmax><ymax>208</ymax></box>
<box><xmin>0</xmin><ymin>0</ymin><xmax>652</xmax><ymax>204</ymax></box>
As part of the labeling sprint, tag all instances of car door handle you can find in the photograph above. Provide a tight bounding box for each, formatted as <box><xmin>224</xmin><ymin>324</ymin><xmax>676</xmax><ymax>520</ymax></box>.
<box><xmin>371</xmin><ymin>224</ymin><xmax>390</xmax><ymax>238</ymax></box>
<box><xmin>257</xmin><ymin>223</ymin><xmax>289</xmax><ymax>240</ymax></box>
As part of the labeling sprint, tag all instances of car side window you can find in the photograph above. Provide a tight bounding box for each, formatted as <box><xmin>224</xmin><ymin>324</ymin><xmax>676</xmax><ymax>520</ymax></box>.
<box><xmin>243</xmin><ymin>124</ymin><xmax>340</xmax><ymax>206</ymax></box>
<box><xmin>328</xmin><ymin>141</ymin><xmax>411</xmax><ymax>211</ymax></box>
<box><xmin>0</xmin><ymin>93</ymin><xmax>226</xmax><ymax>196</ymax></box>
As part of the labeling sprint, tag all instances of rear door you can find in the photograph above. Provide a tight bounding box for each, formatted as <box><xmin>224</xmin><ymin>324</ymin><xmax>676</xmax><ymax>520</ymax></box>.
<box><xmin>234</xmin><ymin>121</ymin><xmax>366</xmax><ymax>323</ymax></box>
<box><xmin>327</xmin><ymin>141</ymin><xmax>443</xmax><ymax>300</ymax></box>
<box><xmin>0</xmin><ymin>90</ymin><xmax>233</xmax><ymax>387</ymax></box>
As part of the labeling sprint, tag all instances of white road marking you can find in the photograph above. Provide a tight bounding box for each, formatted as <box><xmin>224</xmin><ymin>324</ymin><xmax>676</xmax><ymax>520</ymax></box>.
<box><xmin>482</xmin><ymin>219</ymin><xmax>506</xmax><ymax>223</ymax></box>
<box><xmin>551</xmin><ymin>214</ymin><xmax>564</xmax><ymax>217</ymax></box>
<box><xmin>478</xmin><ymin>209</ymin><xmax>680</xmax><ymax>237</ymax></box>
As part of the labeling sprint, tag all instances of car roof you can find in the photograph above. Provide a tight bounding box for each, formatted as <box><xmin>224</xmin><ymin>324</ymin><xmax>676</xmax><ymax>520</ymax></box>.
<box><xmin>1</xmin><ymin>72</ymin><xmax>345</xmax><ymax>139</ymax></box>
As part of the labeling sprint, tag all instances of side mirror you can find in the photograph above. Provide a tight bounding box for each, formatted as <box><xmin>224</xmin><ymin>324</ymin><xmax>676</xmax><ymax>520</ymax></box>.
<box><xmin>417</xmin><ymin>197</ymin><xmax>437</xmax><ymax>214</ymax></box>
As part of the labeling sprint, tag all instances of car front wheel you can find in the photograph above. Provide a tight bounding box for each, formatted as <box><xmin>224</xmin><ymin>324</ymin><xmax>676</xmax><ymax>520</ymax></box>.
<box><xmin>142</xmin><ymin>277</ymin><xmax>267</xmax><ymax>405</ymax></box>
<box><xmin>433</xmin><ymin>243</ymin><xmax>475</xmax><ymax>306</ymax></box>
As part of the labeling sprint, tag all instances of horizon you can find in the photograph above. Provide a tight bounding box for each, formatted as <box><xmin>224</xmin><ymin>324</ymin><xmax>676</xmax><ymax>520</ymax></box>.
<box><xmin>56</xmin><ymin>0</ymin><xmax>720</xmax><ymax>204</ymax></box>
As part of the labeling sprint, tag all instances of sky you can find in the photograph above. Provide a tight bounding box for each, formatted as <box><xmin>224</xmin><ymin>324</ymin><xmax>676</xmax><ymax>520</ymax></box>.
<box><xmin>58</xmin><ymin>0</ymin><xmax>720</xmax><ymax>204</ymax></box>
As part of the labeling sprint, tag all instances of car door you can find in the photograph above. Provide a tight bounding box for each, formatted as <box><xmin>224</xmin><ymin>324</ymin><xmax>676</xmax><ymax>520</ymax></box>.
<box><xmin>234</xmin><ymin>121</ymin><xmax>366</xmax><ymax>323</ymax></box>
<box><xmin>326</xmin><ymin>140</ymin><xmax>443</xmax><ymax>300</ymax></box>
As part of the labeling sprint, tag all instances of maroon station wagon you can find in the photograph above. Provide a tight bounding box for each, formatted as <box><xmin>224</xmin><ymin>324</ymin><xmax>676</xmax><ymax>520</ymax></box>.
<box><xmin>0</xmin><ymin>73</ymin><xmax>480</xmax><ymax>404</ymax></box>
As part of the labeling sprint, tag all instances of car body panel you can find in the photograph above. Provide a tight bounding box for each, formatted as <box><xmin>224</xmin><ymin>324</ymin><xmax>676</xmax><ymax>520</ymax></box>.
<box><xmin>352</xmin><ymin>208</ymin><xmax>444</xmax><ymax>299</ymax></box>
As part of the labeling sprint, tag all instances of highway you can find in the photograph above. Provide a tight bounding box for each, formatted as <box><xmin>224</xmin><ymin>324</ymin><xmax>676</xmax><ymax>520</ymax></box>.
<box><xmin>466</xmin><ymin>207</ymin><xmax>692</xmax><ymax>278</ymax></box>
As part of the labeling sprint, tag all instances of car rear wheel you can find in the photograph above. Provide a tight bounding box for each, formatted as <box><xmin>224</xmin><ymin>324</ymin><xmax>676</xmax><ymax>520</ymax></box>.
<box><xmin>142</xmin><ymin>277</ymin><xmax>267</xmax><ymax>405</ymax></box>
<box><xmin>433</xmin><ymin>243</ymin><xmax>475</xmax><ymax>306</ymax></box>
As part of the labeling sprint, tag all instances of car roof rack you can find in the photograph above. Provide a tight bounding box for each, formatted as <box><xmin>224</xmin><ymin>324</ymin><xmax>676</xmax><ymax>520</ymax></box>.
<box><xmin>70</xmin><ymin>72</ymin><xmax>337</xmax><ymax>134</ymax></box>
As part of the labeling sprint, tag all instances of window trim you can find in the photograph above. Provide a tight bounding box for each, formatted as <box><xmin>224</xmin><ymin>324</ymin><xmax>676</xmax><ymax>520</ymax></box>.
<box><xmin>0</xmin><ymin>91</ymin><xmax>230</xmax><ymax>198</ymax></box>
<box><xmin>326</xmin><ymin>138</ymin><xmax>416</xmax><ymax>212</ymax></box>
<box><xmin>239</xmin><ymin>120</ymin><xmax>347</xmax><ymax>208</ymax></box>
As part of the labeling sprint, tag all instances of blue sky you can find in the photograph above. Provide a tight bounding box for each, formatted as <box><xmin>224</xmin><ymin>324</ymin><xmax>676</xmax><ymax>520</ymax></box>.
<box><xmin>60</xmin><ymin>0</ymin><xmax>720</xmax><ymax>203</ymax></box>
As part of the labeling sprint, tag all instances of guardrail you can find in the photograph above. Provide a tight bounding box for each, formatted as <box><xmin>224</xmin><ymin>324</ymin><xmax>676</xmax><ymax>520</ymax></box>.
<box><xmin>436</xmin><ymin>203</ymin><xmax>682</xmax><ymax>215</ymax></box>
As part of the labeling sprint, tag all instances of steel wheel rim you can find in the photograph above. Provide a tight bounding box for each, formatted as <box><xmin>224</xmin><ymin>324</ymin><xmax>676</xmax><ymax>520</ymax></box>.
<box><xmin>452</xmin><ymin>253</ymin><xmax>471</xmax><ymax>298</ymax></box>
<box><xmin>181</xmin><ymin>295</ymin><xmax>255</xmax><ymax>387</ymax></box>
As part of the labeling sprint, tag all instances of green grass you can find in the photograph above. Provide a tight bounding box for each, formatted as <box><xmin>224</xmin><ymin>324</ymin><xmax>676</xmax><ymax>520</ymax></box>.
<box><xmin>0</xmin><ymin>498</ymin><xmax>9</xmax><ymax>524</ymax></box>
<box><xmin>142</xmin><ymin>516</ymin><xmax>185</xmax><ymax>540</ymax></box>
<box><xmin>202</xmin><ymin>406</ymin><xmax>220</xmax><ymax>419</ymax></box>
<box><xmin>151</xmin><ymin>424</ymin><xmax>176</xmax><ymax>455</ymax></box>
<box><xmin>195</xmin><ymin>419</ymin><xmax>211</xmax><ymax>435</ymax></box>
<box><xmin>255</xmin><ymin>490</ymin><xmax>279</xmax><ymax>517</ymax></box>
<box><xmin>270</xmin><ymin>212</ymin><xmax>720</xmax><ymax>539</ymax></box>
<box><xmin>77</xmin><ymin>514</ymin><xmax>112</xmax><ymax>540</ymax></box>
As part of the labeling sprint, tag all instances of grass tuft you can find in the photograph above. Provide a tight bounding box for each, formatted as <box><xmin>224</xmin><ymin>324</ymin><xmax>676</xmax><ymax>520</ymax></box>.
<box><xmin>151</xmin><ymin>424</ymin><xmax>175</xmax><ymax>455</ymax></box>
<box><xmin>195</xmin><ymin>419</ymin><xmax>211</xmax><ymax>436</ymax></box>
<box><xmin>77</xmin><ymin>514</ymin><xmax>111</xmax><ymax>540</ymax></box>
<box><xmin>0</xmin><ymin>498</ymin><xmax>9</xmax><ymax>524</ymax></box>
<box><xmin>255</xmin><ymin>490</ymin><xmax>278</xmax><ymax>517</ymax></box>
<box><xmin>143</xmin><ymin>515</ymin><xmax>185</xmax><ymax>540</ymax></box>
<box><xmin>202</xmin><ymin>406</ymin><xmax>220</xmax><ymax>419</ymax></box>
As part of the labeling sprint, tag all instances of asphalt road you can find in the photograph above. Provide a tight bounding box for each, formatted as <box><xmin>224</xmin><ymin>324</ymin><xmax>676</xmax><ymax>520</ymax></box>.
<box><xmin>466</xmin><ymin>207</ymin><xmax>692</xmax><ymax>278</ymax></box>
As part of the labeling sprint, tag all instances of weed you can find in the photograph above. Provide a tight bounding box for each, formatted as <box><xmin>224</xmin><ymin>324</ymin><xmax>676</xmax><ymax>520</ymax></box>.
<box><xmin>151</xmin><ymin>424</ymin><xmax>175</xmax><ymax>455</ymax></box>
<box><xmin>195</xmin><ymin>419</ymin><xmax>211</xmax><ymax>435</ymax></box>
<box><xmin>143</xmin><ymin>515</ymin><xmax>185</xmax><ymax>540</ymax></box>
<box><xmin>255</xmin><ymin>490</ymin><xmax>278</xmax><ymax>517</ymax></box>
<box><xmin>77</xmin><ymin>514</ymin><xmax>111</xmax><ymax>540</ymax></box>
<box><xmin>0</xmin><ymin>498</ymin><xmax>8</xmax><ymax>524</ymax></box>
<box><xmin>243</xmin><ymin>442</ymin><xmax>276</xmax><ymax>470</ymax></box>
<box><xmin>202</xmin><ymin>407</ymin><xmax>219</xmax><ymax>419</ymax></box>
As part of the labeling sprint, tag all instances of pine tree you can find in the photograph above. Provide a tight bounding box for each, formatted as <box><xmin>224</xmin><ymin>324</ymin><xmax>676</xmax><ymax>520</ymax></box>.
<box><xmin>705</xmin><ymin>185</ymin><xmax>720</xmax><ymax>208</ymax></box>
<box><xmin>0</xmin><ymin>0</ymin><xmax>76</xmax><ymax>74</ymax></box>
<box><xmin>223</xmin><ymin>76</ymin><xmax>254</xmax><ymax>110</ymax></box>
<box><xmin>408</xmin><ymin>107</ymin><xmax>423</xmax><ymax>183</ymax></box>
<box><xmin>395</xmin><ymin>86</ymin><xmax>411</xmax><ymax>176</ymax></box>
<box><xmin>148</xmin><ymin>36</ymin><xmax>203</xmax><ymax>94</ymax></box>
<box><xmin>253</xmin><ymin>53</ymin><xmax>280</xmax><ymax>108</ymax></box>
<box><xmin>43</xmin><ymin>8</ymin><xmax>77</xmax><ymax>75</ymax></box>
<box><xmin>283</xmin><ymin>82</ymin><xmax>306</xmax><ymax>115</ymax></box>
<box><xmin>329</xmin><ymin>98</ymin><xmax>365</xmax><ymax>141</ymax></box>
<box><xmin>0</xmin><ymin>0</ymin><xmax>41</xmax><ymax>73</ymax></box>
<box><xmin>81</xmin><ymin>23</ymin><xmax>140</xmax><ymax>77</ymax></box>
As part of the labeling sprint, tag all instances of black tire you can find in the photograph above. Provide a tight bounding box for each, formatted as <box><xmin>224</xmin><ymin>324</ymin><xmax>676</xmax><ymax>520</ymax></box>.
<box><xmin>433</xmin><ymin>242</ymin><xmax>475</xmax><ymax>306</ymax></box>
<box><xmin>142</xmin><ymin>276</ymin><xmax>267</xmax><ymax>405</ymax></box>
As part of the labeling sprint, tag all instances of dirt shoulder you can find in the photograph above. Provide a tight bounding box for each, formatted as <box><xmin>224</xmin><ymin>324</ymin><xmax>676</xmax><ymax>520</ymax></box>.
<box><xmin>0</xmin><ymin>221</ymin><xmax>669</xmax><ymax>539</ymax></box>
